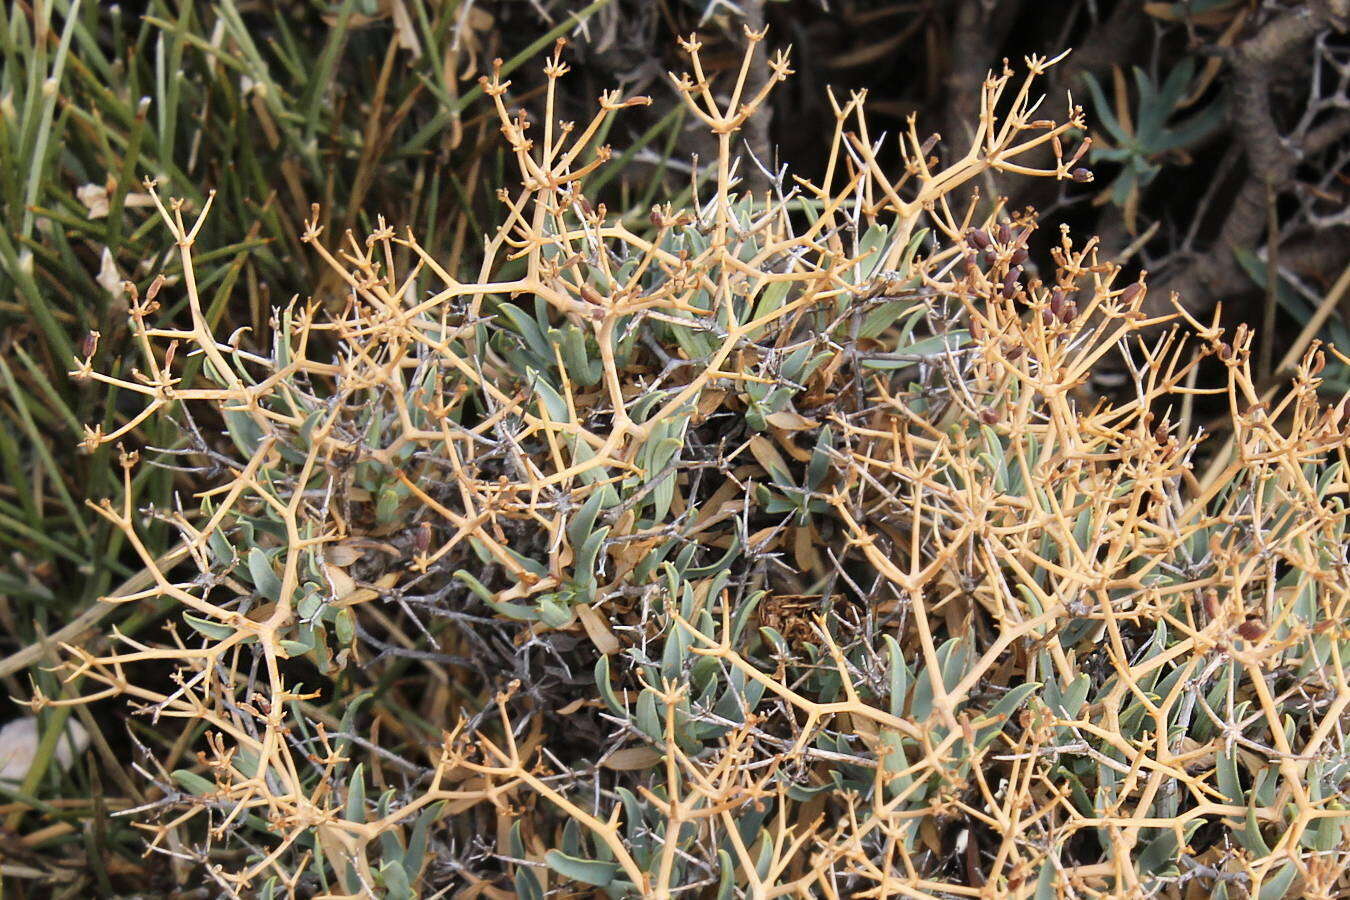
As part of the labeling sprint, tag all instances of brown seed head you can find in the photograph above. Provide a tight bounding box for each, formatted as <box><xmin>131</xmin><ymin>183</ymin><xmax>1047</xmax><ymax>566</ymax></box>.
<box><xmin>1237</xmin><ymin>616</ymin><xmax>1266</xmax><ymax>643</ymax></box>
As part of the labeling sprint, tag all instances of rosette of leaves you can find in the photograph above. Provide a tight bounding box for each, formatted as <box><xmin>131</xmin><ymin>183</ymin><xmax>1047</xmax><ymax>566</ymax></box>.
<box><xmin>1082</xmin><ymin>58</ymin><xmax>1225</xmax><ymax>230</ymax></box>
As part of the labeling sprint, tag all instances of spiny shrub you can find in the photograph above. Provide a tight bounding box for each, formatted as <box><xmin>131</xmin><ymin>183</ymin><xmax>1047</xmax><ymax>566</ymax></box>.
<box><xmin>43</xmin><ymin>30</ymin><xmax>1350</xmax><ymax>899</ymax></box>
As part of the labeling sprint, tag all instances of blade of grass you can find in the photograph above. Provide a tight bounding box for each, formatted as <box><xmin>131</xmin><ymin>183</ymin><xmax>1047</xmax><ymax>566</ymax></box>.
<box><xmin>20</xmin><ymin>0</ymin><xmax>81</xmax><ymax>241</ymax></box>
<box><xmin>0</xmin><ymin>542</ymin><xmax>190</xmax><ymax>679</ymax></box>
<box><xmin>10</xmin><ymin>344</ymin><xmax>81</xmax><ymax>436</ymax></box>
<box><xmin>301</xmin><ymin>0</ymin><xmax>359</xmax><ymax>144</ymax></box>
<box><xmin>0</xmin><ymin>354</ymin><xmax>91</xmax><ymax>547</ymax></box>
<box><xmin>587</xmin><ymin>101</ymin><xmax>685</xmax><ymax>197</ymax></box>
<box><xmin>0</xmin><ymin>226</ymin><xmax>75</xmax><ymax>363</ymax></box>
<box><xmin>398</xmin><ymin>0</ymin><xmax>617</xmax><ymax>157</ymax></box>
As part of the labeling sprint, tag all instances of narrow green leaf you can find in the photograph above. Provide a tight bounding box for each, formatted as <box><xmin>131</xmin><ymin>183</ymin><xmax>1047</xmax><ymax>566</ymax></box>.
<box><xmin>345</xmin><ymin>764</ymin><xmax>366</xmax><ymax>824</ymax></box>
<box><xmin>248</xmin><ymin>548</ymin><xmax>283</xmax><ymax>601</ymax></box>
<box><xmin>545</xmin><ymin>850</ymin><xmax>616</xmax><ymax>887</ymax></box>
<box><xmin>172</xmin><ymin>770</ymin><xmax>216</xmax><ymax>796</ymax></box>
<box><xmin>184</xmin><ymin>613</ymin><xmax>235</xmax><ymax>641</ymax></box>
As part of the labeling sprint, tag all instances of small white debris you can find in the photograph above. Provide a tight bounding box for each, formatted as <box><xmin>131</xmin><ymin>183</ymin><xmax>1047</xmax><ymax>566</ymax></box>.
<box><xmin>96</xmin><ymin>247</ymin><xmax>122</xmax><ymax>297</ymax></box>
<box><xmin>76</xmin><ymin>183</ymin><xmax>157</xmax><ymax>220</ymax></box>
<box><xmin>0</xmin><ymin>716</ymin><xmax>89</xmax><ymax>783</ymax></box>
<box><xmin>76</xmin><ymin>183</ymin><xmax>110</xmax><ymax>219</ymax></box>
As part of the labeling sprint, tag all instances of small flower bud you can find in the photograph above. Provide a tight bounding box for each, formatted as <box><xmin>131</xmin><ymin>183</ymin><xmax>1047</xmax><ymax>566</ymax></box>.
<box><xmin>1049</xmin><ymin>288</ymin><xmax>1068</xmax><ymax>320</ymax></box>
